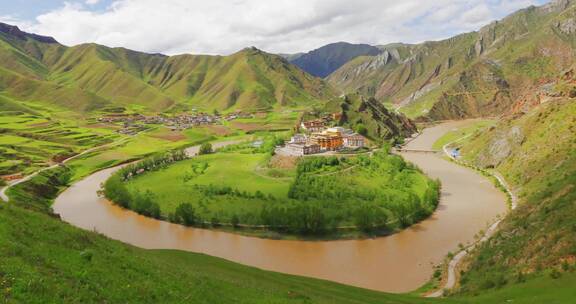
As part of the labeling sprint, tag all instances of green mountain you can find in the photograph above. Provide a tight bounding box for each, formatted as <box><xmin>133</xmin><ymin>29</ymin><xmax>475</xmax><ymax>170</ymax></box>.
<box><xmin>288</xmin><ymin>42</ymin><xmax>383</xmax><ymax>78</ymax></box>
<box><xmin>328</xmin><ymin>0</ymin><xmax>576</xmax><ymax>120</ymax></box>
<box><xmin>0</xmin><ymin>23</ymin><xmax>336</xmax><ymax>113</ymax></box>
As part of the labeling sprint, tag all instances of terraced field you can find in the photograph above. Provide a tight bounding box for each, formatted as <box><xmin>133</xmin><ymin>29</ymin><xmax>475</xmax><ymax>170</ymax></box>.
<box><xmin>0</xmin><ymin>110</ymin><xmax>118</xmax><ymax>175</ymax></box>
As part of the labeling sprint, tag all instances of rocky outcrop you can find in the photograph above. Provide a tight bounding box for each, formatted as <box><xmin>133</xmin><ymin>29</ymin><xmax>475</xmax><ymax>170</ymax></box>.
<box><xmin>333</xmin><ymin>94</ymin><xmax>417</xmax><ymax>141</ymax></box>
<box><xmin>475</xmin><ymin>125</ymin><xmax>524</xmax><ymax>167</ymax></box>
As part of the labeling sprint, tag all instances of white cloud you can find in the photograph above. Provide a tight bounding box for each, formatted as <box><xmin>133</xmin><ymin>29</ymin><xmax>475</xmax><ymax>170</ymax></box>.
<box><xmin>13</xmin><ymin>0</ymin><xmax>546</xmax><ymax>55</ymax></box>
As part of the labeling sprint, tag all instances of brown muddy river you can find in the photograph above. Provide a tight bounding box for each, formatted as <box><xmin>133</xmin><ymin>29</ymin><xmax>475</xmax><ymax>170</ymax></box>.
<box><xmin>53</xmin><ymin>122</ymin><xmax>507</xmax><ymax>293</ymax></box>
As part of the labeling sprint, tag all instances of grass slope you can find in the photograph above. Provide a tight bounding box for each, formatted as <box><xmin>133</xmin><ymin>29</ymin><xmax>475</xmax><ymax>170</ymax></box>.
<box><xmin>0</xmin><ymin>203</ymin><xmax>442</xmax><ymax>304</ymax></box>
<box><xmin>454</xmin><ymin>98</ymin><xmax>576</xmax><ymax>295</ymax></box>
<box><xmin>125</xmin><ymin>152</ymin><xmax>291</xmax><ymax>216</ymax></box>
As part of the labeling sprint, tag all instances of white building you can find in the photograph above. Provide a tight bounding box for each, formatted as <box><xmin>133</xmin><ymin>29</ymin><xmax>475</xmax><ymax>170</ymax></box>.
<box><xmin>289</xmin><ymin>134</ymin><xmax>307</xmax><ymax>144</ymax></box>
<box><xmin>343</xmin><ymin>134</ymin><xmax>365</xmax><ymax>148</ymax></box>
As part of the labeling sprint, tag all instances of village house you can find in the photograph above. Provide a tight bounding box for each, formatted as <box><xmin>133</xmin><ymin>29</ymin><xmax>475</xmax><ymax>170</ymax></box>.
<box><xmin>285</xmin><ymin>143</ymin><xmax>321</xmax><ymax>156</ymax></box>
<box><xmin>343</xmin><ymin>134</ymin><xmax>365</xmax><ymax>148</ymax></box>
<box><xmin>289</xmin><ymin>134</ymin><xmax>307</xmax><ymax>144</ymax></box>
<box><xmin>300</xmin><ymin>120</ymin><xmax>325</xmax><ymax>132</ymax></box>
<box><xmin>1</xmin><ymin>173</ymin><xmax>23</xmax><ymax>182</ymax></box>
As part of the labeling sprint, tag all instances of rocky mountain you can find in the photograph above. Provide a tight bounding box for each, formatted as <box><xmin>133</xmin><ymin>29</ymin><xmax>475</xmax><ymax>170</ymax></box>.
<box><xmin>0</xmin><ymin>23</ymin><xmax>336</xmax><ymax>113</ymax></box>
<box><xmin>324</xmin><ymin>93</ymin><xmax>416</xmax><ymax>142</ymax></box>
<box><xmin>328</xmin><ymin>0</ymin><xmax>576</xmax><ymax>120</ymax></box>
<box><xmin>288</xmin><ymin>42</ymin><xmax>382</xmax><ymax>78</ymax></box>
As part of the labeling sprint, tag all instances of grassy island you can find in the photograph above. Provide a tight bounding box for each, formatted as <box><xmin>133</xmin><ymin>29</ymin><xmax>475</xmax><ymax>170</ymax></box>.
<box><xmin>103</xmin><ymin>136</ymin><xmax>440</xmax><ymax>238</ymax></box>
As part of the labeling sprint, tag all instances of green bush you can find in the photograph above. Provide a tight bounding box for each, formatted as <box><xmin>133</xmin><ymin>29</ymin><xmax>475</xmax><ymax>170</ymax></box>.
<box><xmin>173</xmin><ymin>203</ymin><xmax>197</xmax><ymax>226</ymax></box>
<box><xmin>199</xmin><ymin>143</ymin><xmax>213</xmax><ymax>155</ymax></box>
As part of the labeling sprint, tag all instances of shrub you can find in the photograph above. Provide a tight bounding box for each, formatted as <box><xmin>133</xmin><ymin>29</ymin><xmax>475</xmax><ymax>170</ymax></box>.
<box><xmin>231</xmin><ymin>214</ymin><xmax>240</xmax><ymax>228</ymax></box>
<box><xmin>355</xmin><ymin>124</ymin><xmax>368</xmax><ymax>136</ymax></box>
<box><xmin>174</xmin><ymin>203</ymin><xmax>197</xmax><ymax>226</ymax></box>
<box><xmin>199</xmin><ymin>143</ymin><xmax>213</xmax><ymax>155</ymax></box>
<box><xmin>103</xmin><ymin>175</ymin><xmax>131</xmax><ymax>208</ymax></box>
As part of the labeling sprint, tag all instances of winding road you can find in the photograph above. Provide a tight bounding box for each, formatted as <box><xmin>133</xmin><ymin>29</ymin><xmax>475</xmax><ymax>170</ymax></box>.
<box><xmin>51</xmin><ymin>121</ymin><xmax>507</xmax><ymax>293</ymax></box>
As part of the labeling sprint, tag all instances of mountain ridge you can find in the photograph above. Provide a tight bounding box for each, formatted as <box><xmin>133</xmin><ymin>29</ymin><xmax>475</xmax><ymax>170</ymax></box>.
<box><xmin>327</xmin><ymin>0</ymin><xmax>576</xmax><ymax>120</ymax></box>
<box><xmin>287</xmin><ymin>42</ymin><xmax>382</xmax><ymax>78</ymax></box>
<box><xmin>0</xmin><ymin>23</ymin><xmax>336</xmax><ymax>113</ymax></box>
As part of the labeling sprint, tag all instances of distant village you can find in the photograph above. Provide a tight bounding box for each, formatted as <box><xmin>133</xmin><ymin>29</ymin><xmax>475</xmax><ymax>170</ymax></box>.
<box><xmin>97</xmin><ymin>111</ymin><xmax>253</xmax><ymax>135</ymax></box>
<box><xmin>97</xmin><ymin>110</ymin><xmax>367</xmax><ymax>156</ymax></box>
<box><xmin>277</xmin><ymin>113</ymin><xmax>367</xmax><ymax>156</ymax></box>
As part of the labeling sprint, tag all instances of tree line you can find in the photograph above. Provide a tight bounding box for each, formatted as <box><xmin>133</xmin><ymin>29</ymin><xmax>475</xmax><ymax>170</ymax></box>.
<box><xmin>103</xmin><ymin>148</ymin><xmax>441</xmax><ymax>236</ymax></box>
<box><xmin>118</xmin><ymin>149</ymin><xmax>187</xmax><ymax>181</ymax></box>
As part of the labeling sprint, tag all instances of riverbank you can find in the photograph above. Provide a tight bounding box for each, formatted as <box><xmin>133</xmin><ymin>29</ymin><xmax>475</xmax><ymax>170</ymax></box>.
<box><xmin>425</xmin><ymin>140</ymin><xmax>517</xmax><ymax>297</ymax></box>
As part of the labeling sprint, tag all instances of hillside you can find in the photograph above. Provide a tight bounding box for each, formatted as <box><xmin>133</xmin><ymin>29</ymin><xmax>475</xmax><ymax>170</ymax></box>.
<box><xmin>328</xmin><ymin>0</ymin><xmax>576</xmax><ymax>120</ymax></box>
<box><xmin>0</xmin><ymin>23</ymin><xmax>336</xmax><ymax>113</ymax></box>
<box><xmin>288</xmin><ymin>42</ymin><xmax>382</xmax><ymax>78</ymax></box>
<box><xmin>447</xmin><ymin>94</ymin><xmax>576</xmax><ymax>295</ymax></box>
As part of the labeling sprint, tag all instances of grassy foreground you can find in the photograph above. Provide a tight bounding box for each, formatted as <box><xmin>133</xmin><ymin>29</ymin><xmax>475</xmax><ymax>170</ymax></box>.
<box><xmin>0</xmin><ymin>203</ymin><xmax>439</xmax><ymax>304</ymax></box>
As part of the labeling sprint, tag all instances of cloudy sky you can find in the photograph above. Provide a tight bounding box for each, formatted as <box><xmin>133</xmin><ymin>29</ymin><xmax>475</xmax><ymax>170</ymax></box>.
<box><xmin>1</xmin><ymin>0</ymin><xmax>548</xmax><ymax>55</ymax></box>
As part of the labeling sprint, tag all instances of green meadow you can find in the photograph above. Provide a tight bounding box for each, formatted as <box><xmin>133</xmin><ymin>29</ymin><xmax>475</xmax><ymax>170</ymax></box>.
<box><xmin>125</xmin><ymin>152</ymin><xmax>291</xmax><ymax>213</ymax></box>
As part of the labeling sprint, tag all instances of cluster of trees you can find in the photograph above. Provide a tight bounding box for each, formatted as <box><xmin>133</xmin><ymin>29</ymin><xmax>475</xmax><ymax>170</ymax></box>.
<box><xmin>218</xmin><ymin>135</ymin><xmax>284</xmax><ymax>155</ymax></box>
<box><xmin>287</xmin><ymin>151</ymin><xmax>441</xmax><ymax>232</ymax></box>
<box><xmin>260</xmin><ymin>201</ymin><xmax>332</xmax><ymax>234</ymax></box>
<box><xmin>295</xmin><ymin>156</ymin><xmax>341</xmax><ymax>175</ymax></box>
<box><xmin>191</xmin><ymin>184</ymin><xmax>274</xmax><ymax>200</ymax></box>
<box><xmin>169</xmin><ymin>203</ymin><xmax>197</xmax><ymax>226</ymax></box>
<box><xmin>118</xmin><ymin>149</ymin><xmax>187</xmax><ymax>181</ymax></box>
<box><xmin>353</xmin><ymin>203</ymin><xmax>388</xmax><ymax>233</ymax></box>
<box><xmin>103</xmin><ymin>175</ymin><xmax>161</xmax><ymax>219</ymax></box>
